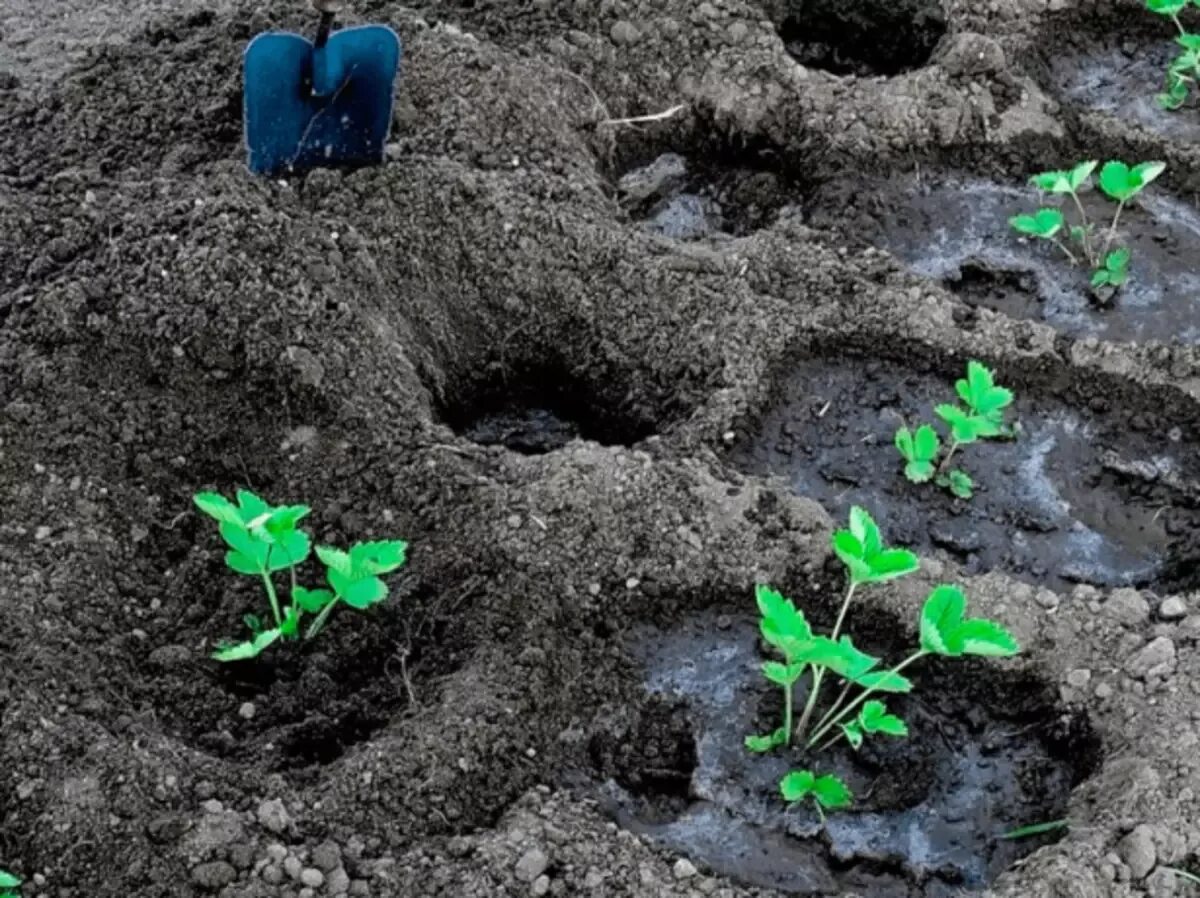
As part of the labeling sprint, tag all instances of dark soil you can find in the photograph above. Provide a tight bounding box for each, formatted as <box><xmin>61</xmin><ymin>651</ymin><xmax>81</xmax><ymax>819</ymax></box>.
<box><xmin>3</xmin><ymin>1</ymin><xmax>1200</xmax><ymax>897</ymax></box>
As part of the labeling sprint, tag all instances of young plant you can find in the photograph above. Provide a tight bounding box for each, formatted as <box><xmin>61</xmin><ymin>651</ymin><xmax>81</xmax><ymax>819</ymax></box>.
<box><xmin>749</xmin><ymin>507</ymin><xmax>1020</xmax><ymax>815</ymax></box>
<box><xmin>1009</xmin><ymin>159</ymin><xmax>1166</xmax><ymax>295</ymax></box>
<box><xmin>194</xmin><ymin>489</ymin><xmax>407</xmax><ymax>661</ymax></box>
<box><xmin>0</xmin><ymin>870</ymin><xmax>19</xmax><ymax>898</ymax></box>
<box><xmin>1146</xmin><ymin>0</ymin><xmax>1200</xmax><ymax>110</ymax></box>
<box><xmin>894</xmin><ymin>360</ymin><xmax>1014</xmax><ymax>500</ymax></box>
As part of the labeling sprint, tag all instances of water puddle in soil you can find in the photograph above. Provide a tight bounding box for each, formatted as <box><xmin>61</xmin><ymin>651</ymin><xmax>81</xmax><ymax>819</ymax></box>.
<box><xmin>618</xmin><ymin>153</ymin><xmax>788</xmax><ymax>240</ymax></box>
<box><xmin>602</xmin><ymin>616</ymin><xmax>1086</xmax><ymax>897</ymax></box>
<box><xmin>807</xmin><ymin>174</ymin><xmax>1200</xmax><ymax>344</ymax></box>
<box><xmin>1054</xmin><ymin>37</ymin><xmax>1200</xmax><ymax>142</ymax></box>
<box><xmin>731</xmin><ymin>356</ymin><xmax>1200</xmax><ymax>591</ymax></box>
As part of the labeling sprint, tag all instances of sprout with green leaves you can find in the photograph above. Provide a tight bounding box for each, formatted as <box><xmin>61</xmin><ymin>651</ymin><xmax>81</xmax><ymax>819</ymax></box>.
<box><xmin>1009</xmin><ymin>159</ymin><xmax>1166</xmax><ymax>296</ymax></box>
<box><xmin>750</xmin><ymin>506</ymin><xmax>1020</xmax><ymax>816</ymax></box>
<box><xmin>1145</xmin><ymin>0</ymin><xmax>1200</xmax><ymax>110</ymax></box>
<box><xmin>194</xmin><ymin>489</ymin><xmax>408</xmax><ymax>661</ymax></box>
<box><xmin>0</xmin><ymin>870</ymin><xmax>19</xmax><ymax>898</ymax></box>
<box><xmin>894</xmin><ymin>360</ymin><xmax>1014</xmax><ymax>500</ymax></box>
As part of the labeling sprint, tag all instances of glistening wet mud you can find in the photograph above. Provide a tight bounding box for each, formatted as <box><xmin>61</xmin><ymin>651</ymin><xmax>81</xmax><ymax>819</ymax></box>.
<box><xmin>732</xmin><ymin>356</ymin><xmax>1200</xmax><ymax>591</ymax></box>
<box><xmin>602</xmin><ymin>615</ymin><xmax>1087</xmax><ymax>896</ymax></box>
<box><xmin>1053</xmin><ymin>37</ymin><xmax>1200</xmax><ymax>141</ymax></box>
<box><xmin>807</xmin><ymin>173</ymin><xmax>1200</xmax><ymax>344</ymax></box>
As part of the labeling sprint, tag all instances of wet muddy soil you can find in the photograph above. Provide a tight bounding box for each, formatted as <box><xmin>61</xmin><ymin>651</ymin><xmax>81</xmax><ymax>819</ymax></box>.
<box><xmin>807</xmin><ymin>173</ymin><xmax>1200</xmax><ymax>344</ymax></box>
<box><xmin>603</xmin><ymin>614</ymin><xmax>1092</xmax><ymax>896</ymax></box>
<box><xmin>733</xmin><ymin>355</ymin><xmax>1200</xmax><ymax>591</ymax></box>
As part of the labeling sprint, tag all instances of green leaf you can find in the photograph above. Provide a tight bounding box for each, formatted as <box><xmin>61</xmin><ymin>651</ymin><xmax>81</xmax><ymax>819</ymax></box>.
<box><xmin>1146</xmin><ymin>0</ymin><xmax>1189</xmax><ymax>15</ymax></box>
<box><xmin>745</xmin><ymin>727</ymin><xmax>788</xmax><ymax>753</ymax></box>
<box><xmin>316</xmin><ymin>545</ymin><xmax>353</xmax><ymax>576</ymax></box>
<box><xmin>955</xmin><ymin>618</ymin><xmax>1020</xmax><ymax>657</ymax></box>
<box><xmin>1099</xmin><ymin>160</ymin><xmax>1166</xmax><ymax>202</ymax></box>
<box><xmin>763</xmin><ymin>660</ymin><xmax>803</xmax><ymax>686</ymax></box>
<box><xmin>1067</xmin><ymin>160</ymin><xmax>1098</xmax><ymax>190</ymax></box>
<box><xmin>957</xmin><ymin>361</ymin><xmax>1013</xmax><ymax>418</ymax></box>
<box><xmin>848</xmin><ymin>506</ymin><xmax>882</xmax><ymax>559</ymax></box>
<box><xmin>853</xmin><ymin>669</ymin><xmax>914</xmax><ymax>693</ymax></box>
<box><xmin>350</xmin><ymin>539</ymin><xmax>409</xmax><ymax>575</ymax></box>
<box><xmin>935</xmin><ymin>404</ymin><xmax>981</xmax><ymax>444</ymax></box>
<box><xmin>267</xmin><ymin>529</ymin><xmax>311</xmax><ymax>571</ymax></box>
<box><xmin>219</xmin><ymin>522</ymin><xmax>269</xmax><ymax>569</ymax></box>
<box><xmin>1029</xmin><ymin>170</ymin><xmax>1070</xmax><ymax>193</ymax></box>
<box><xmin>842</xmin><ymin>721</ymin><xmax>864</xmax><ymax>749</ymax></box>
<box><xmin>780</xmin><ymin>769</ymin><xmax>816</xmax><ymax>803</ymax></box>
<box><xmin>832</xmin><ymin>508</ymin><xmax>918</xmax><ymax>585</ymax></box>
<box><xmin>756</xmin><ymin>585</ymin><xmax>813</xmax><ymax>654</ymax></box>
<box><xmin>341</xmin><ymin>576</ymin><xmax>388</xmax><ymax>610</ymax></box>
<box><xmin>809</xmin><ymin>635</ymin><xmax>879</xmax><ymax>680</ymax></box>
<box><xmin>936</xmin><ymin>469</ymin><xmax>974</xmax><ymax>500</ymax></box>
<box><xmin>225</xmin><ymin>549</ymin><xmax>264</xmax><ymax>576</ymax></box>
<box><xmin>865</xmin><ymin>549</ymin><xmax>920</xmax><ymax>582</ymax></box>
<box><xmin>0</xmin><ymin>872</ymin><xmax>20</xmax><ymax>889</ymax></box>
<box><xmin>1009</xmin><ymin>208</ymin><xmax>1064</xmax><ymax>238</ymax></box>
<box><xmin>235</xmin><ymin>489</ymin><xmax>270</xmax><ymax>522</ymax></box>
<box><xmin>896</xmin><ymin>425</ymin><xmax>939</xmax><ymax>483</ymax></box>
<box><xmin>1103</xmin><ymin>246</ymin><xmax>1131</xmax><ymax>287</ymax></box>
<box><xmin>279</xmin><ymin>605</ymin><xmax>302</xmax><ymax>639</ymax></box>
<box><xmin>293</xmin><ymin>586</ymin><xmax>334</xmax><ymax>614</ymax></box>
<box><xmin>212</xmin><ymin>628</ymin><xmax>281</xmax><ymax>662</ymax></box>
<box><xmin>1091</xmin><ymin>268</ymin><xmax>1112</xmax><ymax>289</ymax></box>
<box><xmin>831</xmin><ymin>530</ymin><xmax>873</xmax><ymax>584</ymax></box>
<box><xmin>193</xmin><ymin>492</ymin><xmax>243</xmax><ymax>526</ymax></box>
<box><xmin>264</xmin><ymin>504</ymin><xmax>311</xmax><ymax>538</ymax></box>
<box><xmin>858</xmin><ymin>700</ymin><xmax>908</xmax><ymax>737</ymax></box>
<box><xmin>812</xmin><ymin>774</ymin><xmax>853</xmax><ymax>809</ymax></box>
<box><xmin>920</xmin><ymin>584</ymin><xmax>967</xmax><ymax>655</ymax></box>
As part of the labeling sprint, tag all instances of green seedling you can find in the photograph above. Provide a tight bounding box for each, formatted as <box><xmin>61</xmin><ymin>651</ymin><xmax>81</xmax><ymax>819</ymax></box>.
<box><xmin>1009</xmin><ymin>159</ymin><xmax>1166</xmax><ymax>295</ymax></box>
<box><xmin>0</xmin><ymin>870</ymin><xmax>19</xmax><ymax>898</ymax></box>
<box><xmin>780</xmin><ymin>769</ymin><xmax>852</xmax><ymax>821</ymax></box>
<box><xmin>1146</xmin><ymin>0</ymin><xmax>1200</xmax><ymax>110</ymax></box>
<box><xmin>1164</xmin><ymin>866</ymin><xmax>1200</xmax><ymax>886</ymax></box>
<box><xmin>749</xmin><ymin>507</ymin><xmax>1019</xmax><ymax>814</ymax></box>
<box><xmin>894</xmin><ymin>360</ymin><xmax>1014</xmax><ymax>500</ymax></box>
<box><xmin>194</xmin><ymin>489</ymin><xmax>407</xmax><ymax>661</ymax></box>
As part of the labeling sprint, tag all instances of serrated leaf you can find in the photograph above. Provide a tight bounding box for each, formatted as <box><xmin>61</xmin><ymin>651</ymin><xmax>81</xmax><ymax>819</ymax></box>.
<box><xmin>317</xmin><ymin>545</ymin><xmax>353</xmax><ymax>576</ymax></box>
<box><xmin>780</xmin><ymin>769</ymin><xmax>816</xmax><ymax>803</ymax></box>
<box><xmin>235</xmin><ymin>489</ymin><xmax>270</xmax><ymax>522</ymax></box>
<box><xmin>956</xmin><ymin>618</ymin><xmax>1020</xmax><ymax>657</ymax></box>
<box><xmin>1009</xmin><ymin>208</ymin><xmax>1064</xmax><ymax>238</ymax></box>
<box><xmin>866</xmin><ymin>548</ymin><xmax>921</xmax><ymax>584</ymax></box>
<box><xmin>1099</xmin><ymin>160</ymin><xmax>1165</xmax><ymax>201</ymax></box>
<box><xmin>293</xmin><ymin>586</ymin><xmax>334</xmax><ymax>614</ymax></box>
<box><xmin>763</xmin><ymin>660</ymin><xmax>800</xmax><ymax>686</ymax></box>
<box><xmin>895</xmin><ymin>426</ymin><xmax>915</xmax><ymax>460</ymax></box>
<box><xmin>859</xmin><ymin>700</ymin><xmax>908</xmax><ymax>737</ymax></box>
<box><xmin>834</xmin><ymin>508</ymin><xmax>917</xmax><ymax>585</ymax></box>
<box><xmin>914</xmin><ymin>423</ymin><xmax>940</xmax><ymax>460</ymax></box>
<box><xmin>267</xmin><ymin>529</ymin><xmax>311</xmax><ymax>571</ymax></box>
<box><xmin>219</xmin><ymin>521</ymin><xmax>268</xmax><ymax>561</ymax></box>
<box><xmin>905</xmin><ymin>459</ymin><xmax>936</xmax><ymax>482</ymax></box>
<box><xmin>853</xmin><ymin>669</ymin><xmax>914</xmax><ymax>693</ymax></box>
<box><xmin>342</xmin><ymin>576</ymin><xmax>388</xmax><ymax>609</ymax></box>
<box><xmin>745</xmin><ymin>728</ymin><xmax>788</xmax><ymax>753</ymax></box>
<box><xmin>935</xmin><ymin>404</ymin><xmax>981</xmax><ymax>444</ymax></box>
<box><xmin>225</xmin><ymin>549</ymin><xmax>264</xmax><ymax>576</ymax></box>
<box><xmin>212</xmin><ymin>628</ymin><xmax>280</xmax><ymax>662</ymax></box>
<box><xmin>756</xmin><ymin>585</ymin><xmax>813</xmax><ymax>652</ymax></box>
<box><xmin>920</xmin><ymin>584</ymin><xmax>966</xmax><ymax>655</ymax></box>
<box><xmin>1029</xmin><ymin>170</ymin><xmax>1070</xmax><ymax>193</ymax></box>
<box><xmin>812</xmin><ymin>774</ymin><xmax>853</xmax><ymax>809</ymax></box>
<box><xmin>1091</xmin><ymin>268</ymin><xmax>1111</xmax><ymax>288</ymax></box>
<box><xmin>1068</xmin><ymin>160</ymin><xmax>1098</xmax><ymax>190</ymax></box>
<box><xmin>194</xmin><ymin>492</ymin><xmax>243</xmax><ymax>525</ymax></box>
<box><xmin>832</xmin><ymin>530</ymin><xmax>873</xmax><ymax>584</ymax></box>
<box><xmin>849</xmin><ymin>506</ymin><xmax>882</xmax><ymax>559</ymax></box>
<box><xmin>264</xmin><ymin>504</ymin><xmax>311</xmax><ymax>537</ymax></box>
<box><xmin>805</xmin><ymin>635</ymin><xmax>879</xmax><ymax>679</ymax></box>
<box><xmin>939</xmin><ymin>469</ymin><xmax>974</xmax><ymax>500</ymax></box>
<box><xmin>350</xmin><ymin>539</ymin><xmax>408</xmax><ymax>575</ymax></box>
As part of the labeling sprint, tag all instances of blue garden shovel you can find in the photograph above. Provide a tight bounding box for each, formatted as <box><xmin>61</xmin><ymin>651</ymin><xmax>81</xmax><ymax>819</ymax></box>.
<box><xmin>243</xmin><ymin>0</ymin><xmax>402</xmax><ymax>176</ymax></box>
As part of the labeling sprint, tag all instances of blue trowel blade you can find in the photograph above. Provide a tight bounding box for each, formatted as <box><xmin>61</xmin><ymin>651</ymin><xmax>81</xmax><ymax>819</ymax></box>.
<box><xmin>243</xmin><ymin>25</ymin><xmax>402</xmax><ymax>176</ymax></box>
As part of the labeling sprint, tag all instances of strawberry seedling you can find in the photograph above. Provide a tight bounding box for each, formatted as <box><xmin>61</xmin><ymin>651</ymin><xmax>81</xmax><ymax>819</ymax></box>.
<box><xmin>194</xmin><ymin>489</ymin><xmax>407</xmax><ymax>661</ymax></box>
<box><xmin>0</xmin><ymin>870</ymin><xmax>19</xmax><ymax>898</ymax></box>
<box><xmin>750</xmin><ymin>507</ymin><xmax>1020</xmax><ymax>815</ymax></box>
<box><xmin>894</xmin><ymin>360</ymin><xmax>1014</xmax><ymax>500</ymax></box>
<box><xmin>1146</xmin><ymin>0</ymin><xmax>1200</xmax><ymax>110</ymax></box>
<box><xmin>1009</xmin><ymin>159</ymin><xmax>1166</xmax><ymax>297</ymax></box>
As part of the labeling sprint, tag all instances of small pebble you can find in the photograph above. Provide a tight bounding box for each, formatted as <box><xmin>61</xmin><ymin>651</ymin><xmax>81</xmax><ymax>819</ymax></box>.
<box><xmin>673</xmin><ymin>858</ymin><xmax>698</xmax><ymax>879</ymax></box>
<box><xmin>238</xmin><ymin>702</ymin><xmax>256</xmax><ymax>720</ymax></box>
<box><xmin>1159</xmin><ymin>597</ymin><xmax>1187</xmax><ymax>620</ymax></box>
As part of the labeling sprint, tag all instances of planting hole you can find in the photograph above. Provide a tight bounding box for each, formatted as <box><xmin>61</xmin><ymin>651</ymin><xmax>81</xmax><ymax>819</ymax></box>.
<box><xmin>441</xmin><ymin>366</ymin><xmax>656</xmax><ymax>453</ymax></box>
<box><xmin>767</xmin><ymin>0</ymin><xmax>947</xmax><ymax>76</ymax></box>
<box><xmin>808</xmin><ymin>173</ymin><xmax>1200</xmax><ymax>344</ymax></box>
<box><xmin>732</xmin><ymin>356</ymin><xmax>1200</xmax><ymax>591</ymax></box>
<box><xmin>603</xmin><ymin>614</ymin><xmax>1094</xmax><ymax>895</ymax></box>
<box><xmin>618</xmin><ymin>153</ymin><xmax>789</xmax><ymax>240</ymax></box>
<box><xmin>1053</xmin><ymin>37</ymin><xmax>1200</xmax><ymax>142</ymax></box>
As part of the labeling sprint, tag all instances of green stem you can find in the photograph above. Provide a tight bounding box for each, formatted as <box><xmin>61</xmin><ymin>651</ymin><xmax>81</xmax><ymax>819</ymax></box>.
<box><xmin>806</xmin><ymin>650</ymin><xmax>927</xmax><ymax>749</ymax></box>
<box><xmin>260</xmin><ymin>569</ymin><xmax>282</xmax><ymax>629</ymax></box>
<box><xmin>1052</xmin><ymin>237</ymin><xmax>1081</xmax><ymax>267</ymax></box>
<box><xmin>1171</xmin><ymin>14</ymin><xmax>1186</xmax><ymax>36</ymax></box>
<box><xmin>1102</xmin><ymin>200</ymin><xmax>1126</xmax><ymax>258</ymax></box>
<box><xmin>304</xmin><ymin>597</ymin><xmax>341</xmax><ymax>641</ymax></box>
<box><xmin>794</xmin><ymin>581</ymin><xmax>858</xmax><ymax>740</ymax></box>
<box><xmin>937</xmin><ymin>440</ymin><xmax>961</xmax><ymax>475</ymax></box>
<box><xmin>1067</xmin><ymin>189</ymin><xmax>1094</xmax><ymax>264</ymax></box>
<box><xmin>784</xmin><ymin>677</ymin><xmax>794</xmax><ymax>746</ymax></box>
<box><xmin>815</xmin><ymin>726</ymin><xmax>849</xmax><ymax>755</ymax></box>
<box><xmin>811</xmin><ymin>679</ymin><xmax>855</xmax><ymax>739</ymax></box>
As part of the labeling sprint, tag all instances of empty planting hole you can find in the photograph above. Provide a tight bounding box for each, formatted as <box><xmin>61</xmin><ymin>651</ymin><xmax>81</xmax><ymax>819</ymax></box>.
<box><xmin>771</xmin><ymin>0</ymin><xmax>948</xmax><ymax>76</ymax></box>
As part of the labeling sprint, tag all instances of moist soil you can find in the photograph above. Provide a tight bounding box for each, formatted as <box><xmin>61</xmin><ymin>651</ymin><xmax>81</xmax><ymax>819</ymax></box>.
<box><xmin>4</xmin><ymin>1</ymin><xmax>1200</xmax><ymax>897</ymax></box>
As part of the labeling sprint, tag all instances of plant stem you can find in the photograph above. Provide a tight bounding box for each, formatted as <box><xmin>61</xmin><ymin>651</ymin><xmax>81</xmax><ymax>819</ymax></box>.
<box><xmin>1067</xmin><ymin>190</ymin><xmax>1094</xmax><ymax>264</ymax></box>
<box><xmin>806</xmin><ymin>650</ymin><xmax>927</xmax><ymax>749</ymax></box>
<box><xmin>260</xmin><ymin>569</ymin><xmax>283</xmax><ymax>628</ymax></box>
<box><xmin>784</xmin><ymin>677</ymin><xmax>794</xmax><ymax>746</ymax></box>
<box><xmin>1052</xmin><ymin>237</ymin><xmax>1080</xmax><ymax>267</ymax></box>
<box><xmin>1102</xmin><ymin>201</ymin><xmax>1126</xmax><ymax>258</ymax></box>
<box><xmin>811</xmin><ymin>679</ymin><xmax>855</xmax><ymax>739</ymax></box>
<box><xmin>937</xmin><ymin>440</ymin><xmax>961</xmax><ymax>475</ymax></box>
<box><xmin>305</xmin><ymin>597</ymin><xmax>340</xmax><ymax>640</ymax></box>
<box><xmin>794</xmin><ymin>582</ymin><xmax>858</xmax><ymax>740</ymax></box>
<box><xmin>1171</xmin><ymin>14</ymin><xmax>1186</xmax><ymax>36</ymax></box>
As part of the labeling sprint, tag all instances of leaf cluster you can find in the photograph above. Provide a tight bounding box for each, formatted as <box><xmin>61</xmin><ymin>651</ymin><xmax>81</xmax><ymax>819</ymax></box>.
<box><xmin>195</xmin><ymin>489</ymin><xmax>408</xmax><ymax>661</ymax></box>
<box><xmin>894</xmin><ymin>360</ymin><xmax>1013</xmax><ymax>500</ymax></box>
<box><xmin>1145</xmin><ymin>0</ymin><xmax>1200</xmax><ymax>110</ymax></box>
<box><xmin>1009</xmin><ymin>159</ymin><xmax>1166</xmax><ymax>294</ymax></box>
